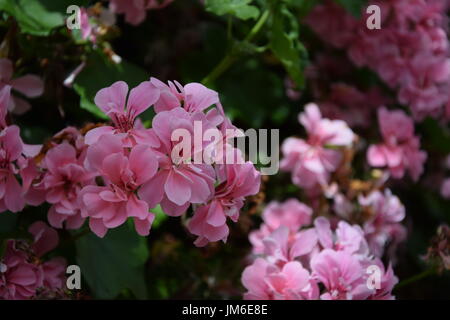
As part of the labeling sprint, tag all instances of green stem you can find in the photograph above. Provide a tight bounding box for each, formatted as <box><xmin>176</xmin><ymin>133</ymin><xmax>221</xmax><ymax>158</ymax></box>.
<box><xmin>201</xmin><ymin>9</ymin><xmax>270</xmax><ymax>86</ymax></box>
<box><xmin>395</xmin><ymin>268</ymin><xmax>436</xmax><ymax>290</ymax></box>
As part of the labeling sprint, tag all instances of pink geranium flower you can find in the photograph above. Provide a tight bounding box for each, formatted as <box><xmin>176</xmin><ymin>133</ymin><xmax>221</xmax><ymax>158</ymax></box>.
<box><xmin>359</xmin><ymin>189</ymin><xmax>406</xmax><ymax>258</ymax></box>
<box><xmin>150</xmin><ymin>77</ymin><xmax>220</xmax><ymax>114</ymax></box>
<box><xmin>0</xmin><ymin>125</ymin><xmax>26</xmax><ymax>212</ymax></box>
<box><xmin>0</xmin><ymin>222</ymin><xmax>66</xmax><ymax>300</ymax></box>
<box><xmin>367</xmin><ymin>108</ymin><xmax>427</xmax><ymax>181</ymax></box>
<box><xmin>80</xmin><ymin>134</ymin><xmax>158</xmax><ymax>237</ymax></box>
<box><xmin>250</xmin><ymin>199</ymin><xmax>312</xmax><ymax>254</ymax></box>
<box><xmin>85</xmin><ymin>80</ymin><xmax>160</xmax><ymax>147</ymax></box>
<box><xmin>138</xmin><ymin>107</ymin><xmax>216</xmax><ymax>216</ymax></box>
<box><xmin>0</xmin><ymin>58</ymin><xmax>44</xmax><ymax>115</ymax></box>
<box><xmin>311</xmin><ymin>249</ymin><xmax>373</xmax><ymax>300</ymax></box>
<box><xmin>242</xmin><ymin>258</ymin><xmax>319</xmax><ymax>300</ymax></box>
<box><xmin>187</xmin><ymin>161</ymin><xmax>261</xmax><ymax>246</ymax></box>
<box><xmin>281</xmin><ymin>103</ymin><xmax>354</xmax><ymax>190</ymax></box>
<box><xmin>41</xmin><ymin>142</ymin><xmax>95</xmax><ymax>229</ymax></box>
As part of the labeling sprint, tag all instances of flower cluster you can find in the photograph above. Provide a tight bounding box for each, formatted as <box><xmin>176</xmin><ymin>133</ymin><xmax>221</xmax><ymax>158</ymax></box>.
<box><xmin>0</xmin><ymin>221</ymin><xmax>67</xmax><ymax>300</ymax></box>
<box><xmin>305</xmin><ymin>0</ymin><xmax>450</xmax><ymax>121</ymax></box>
<box><xmin>4</xmin><ymin>78</ymin><xmax>260</xmax><ymax>246</ymax></box>
<box><xmin>242</xmin><ymin>200</ymin><xmax>399</xmax><ymax>300</ymax></box>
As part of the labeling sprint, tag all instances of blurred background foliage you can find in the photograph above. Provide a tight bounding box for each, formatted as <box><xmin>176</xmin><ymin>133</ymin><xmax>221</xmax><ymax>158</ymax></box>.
<box><xmin>0</xmin><ymin>0</ymin><xmax>449</xmax><ymax>299</ymax></box>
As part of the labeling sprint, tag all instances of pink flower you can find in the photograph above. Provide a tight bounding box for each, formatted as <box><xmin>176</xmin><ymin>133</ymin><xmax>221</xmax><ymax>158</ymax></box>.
<box><xmin>367</xmin><ymin>108</ymin><xmax>427</xmax><ymax>181</ymax></box>
<box><xmin>0</xmin><ymin>58</ymin><xmax>44</xmax><ymax>115</ymax></box>
<box><xmin>187</xmin><ymin>161</ymin><xmax>261</xmax><ymax>246</ymax></box>
<box><xmin>85</xmin><ymin>80</ymin><xmax>160</xmax><ymax>147</ymax></box>
<box><xmin>80</xmin><ymin>134</ymin><xmax>159</xmax><ymax>237</ymax></box>
<box><xmin>0</xmin><ymin>125</ymin><xmax>26</xmax><ymax>212</ymax></box>
<box><xmin>359</xmin><ymin>190</ymin><xmax>406</xmax><ymax>258</ymax></box>
<box><xmin>0</xmin><ymin>222</ymin><xmax>66</xmax><ymax>300</ymax></box>
<box><xmin>249</xmin><ymin>199</ymin><xmax>312</xmax><ymax>254</ymax></box>
<box><xmin>79</xmin><ymin>8</ymin><xmax>95</xmax><ymax>42</ymax></box>
<box><xmin>311</xmin><ymin>249</ymin><xmax>372</xmax><ymax>300</ymax></box>
<box><xmin>314</xmin><ymin>217</ymin><xmax>369</xmax><ymax>257</ymax></box>
<box><xmin>138</xmin><ymin>107</ymin><xmax>216</xmax><ymax>216</ymax></box>
<box><xmin>150</xmin><ymin>77</ymin><xmax>219</xmax><ymax>114</ymax></box>
<box><xmin>281</xmin><ymin>103</ymin><xmax>354</xmax><ymax>189</ymax></box>
<box><xmin>41</xmin><ymin>143</ymin><xmax>94</xmax><ymax>229</ymax></box>
<box><xmin>242</xmin><ymin>258</ymin><xmax>319</xmax><ymax>300</ymax></box>
<box><xmin>0</xmin><ymin>240</ymin><xmax>43</xmax><ymax>300</ymax></box>
<box><xmin>367</xmin><ymin>259</ymin><xmax>398</xmax><ymax>300</ymax></box>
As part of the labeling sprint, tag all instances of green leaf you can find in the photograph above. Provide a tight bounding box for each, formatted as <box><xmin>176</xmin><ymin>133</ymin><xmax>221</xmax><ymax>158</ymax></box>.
<box><xmin>205</xmin><ymin>0</ymin><xmax>260</xmax><ymax>20</ymax></box>
<box><xmin>269</xmin><ymin>5</ymin><xmax>306</xmax><ymax>87</ymax></box>
<box><xmin>75</xmin><ymin>221</ymin><xmax>149</xmax><ymax>299</ymax></box>
<box><xmin>335</xmin><ymin>0</ymin><xmax>368</xmax><ymax>17</ymax></box>
<box><xmin>73</xmin><ymin>51</ymin><xmax>149</xmax><ymax>119</ymax></box>
<box><xmin>0</xmin><ymin>0</ymin><xmax>88</xmax><ymax>36</ymax></box>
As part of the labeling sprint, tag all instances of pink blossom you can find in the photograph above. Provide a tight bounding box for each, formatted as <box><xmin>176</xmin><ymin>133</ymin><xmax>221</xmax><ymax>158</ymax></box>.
<box><xmin>0</xmin><ymin>222</ymin><xmax>66</xmax><ymax>300</ymax></box>
<box><xmin>85</xmin><ymin>80</ymin><xmax>160</xmax><ymax>147</ymax></box>
<box><xmin>359</xmin><ymin>190</ymin><xmax>407</xmax><ymax>258</ymax></box>
<box><xmin>281</xmin><ymin>103</ymin><xmax>354</xmax><ymax>189</ymax></box>
<box><xmin>80</xmin><ymin>134</ymin><xmax>158</xmax><ymax>237</ymax></box>
<box><xmin>0</xmin><ymin>125</ymin><xmax>26</xmax><ymax>212</ymax></box>
<box><xmin>150</xmin><ymin>77</ymin><xmax>219</xmax><ymax>114</ymax></box>
<box><xmin>367</xmin><ymin>108</ymin><xmax>427</xmax><ymax>181</ymax></box>
<box><xmin>188</xmin><ymin>161</ymin><xmax>261</xmax><ymax>246</ymax></box>
<box><xmin>0</xmin><ymin>240</ymin><xmax>43</xmax><ymax>300</ymax></box>
<box><xmin>138</xmin><ymin>107</ymin><xmax>216</xmax><ymax>216</ymax></box>
<box><xmin>311</xmin><ymin>249</ymin><xmax>373</xmax><ymax>300</ymax></box>
<box><xmin>0</xmin><ymin>58</ymin><xmax>44</xmax><ymax>115</ymax></box>
<box><xmin>367</xmin><ymin>259</ymin><xmax>398</xmax><ymax>300</ymax></box>
<box><xmin>242</xmin><ymin>258</ymin><xmax>319</xmax><ymax>300</ymax></box>
<box><xmin>249</xmin><ymin>199</ymin><xmax>312</xmax><ymax>254</ymax></box>
<box><xmin>41</xmin><ymin>143</ymin><xmax>94</xmax><ymax>229</ymax></box>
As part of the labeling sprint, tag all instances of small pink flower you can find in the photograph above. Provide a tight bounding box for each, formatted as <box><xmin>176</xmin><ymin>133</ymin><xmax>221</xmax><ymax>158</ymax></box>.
<box><xmin>85</xmin><ymin>80</ymin><xmax>160</xmax><ymax>147</ymax></box>
<box><xmin>41</xmin><ymin>143</ymin><xmax>95</xmax><ymax>229</ymax></box>
<box><xmin>80</xmin><ymin>134</ymin><xmax>158</xmax><ymax>237</ymax></box>
<box><xmin>188</xmin><ymin>161</ymin><xmax>261</xmax><ymax>246</ymax></box>
<box><xmin>138</xmin><ymin>107</ymin><xmax>216</xmax><ymax>216</ymax></box>
<box><xmin>249</xmin><ymin>199</ymin><xmax>312</xmax><ymax>254</ymax></box>
<box><xmin>0</xmin><ymin>125</ymin><xmax>26</xmax><ymax>212</ymax></box>
<box><xmin>150</xmin><ymin>77</ymin><xmax>219</xmax><ymax>114</ymax></box>
<box><xmin>359</xmin><ymin>189</ymin><xmax>406</xmax><ymax>258</ymax></box>
<box><xmin>281</xmin><ymin>103</ymin><xmax>354</xmax><ymax>189</ymax></box>
<box><xmin>0</xmin><ymin>58</ymin><xmax>44</xmax><ymax>115</ymax></box>
<box><xmin>0</xmin><ymin>240</ymin><xmax>43</xmax><ymax>300</ymax></box>
<box><xmin>311</xmin><ymin>249</ymin><xmax>372</xmax><ymax>300</ymax></box>
<box><xmin>242</xmin><ymin>258</ymin><xmax>319</xmax><ymax>300</ymax></box>
<box><xmin>367</xmin><ymin>108</ymin><xmax>427</xmax><ymax>181</ymax></box>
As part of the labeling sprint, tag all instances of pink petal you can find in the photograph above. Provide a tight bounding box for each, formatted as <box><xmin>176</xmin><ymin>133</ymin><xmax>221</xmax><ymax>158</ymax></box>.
<box><xmin>126</xmin><ymin>81</ymin><xmax>160</xmax><ymax>119</ymax></box>
<box><xmin>11</xmin><ymin>75</ymin><xmax>44</xmax><ymax>98</ymax></box>
<box><xmin>94</xmin><ymin>81</ymin><xmax>128</xmax><ymax>115</ymax></box>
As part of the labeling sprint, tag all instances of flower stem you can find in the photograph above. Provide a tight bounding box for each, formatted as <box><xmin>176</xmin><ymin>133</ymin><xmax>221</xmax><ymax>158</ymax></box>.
<box><xmin>201</xmin><ymin>9</ymin><xmax>270</xmax><ymax>86</ymax></box>
<box><xmin>395</xmin><ymin>268</ymin><xmax>436</xmax><ymax>290</ymax></box>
